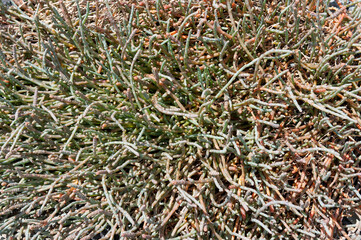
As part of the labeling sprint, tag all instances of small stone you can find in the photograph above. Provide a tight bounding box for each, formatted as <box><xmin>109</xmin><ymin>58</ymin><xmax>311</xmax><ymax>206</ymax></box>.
<box><xmin>329</xmin><ymin>0</ymin><xmax>356</xmax><ymax>12</ymax></box>
<box><xmin>1</xmin><ymin>0</ymin><xmax>12</xmax><ymax>6</ymax></box>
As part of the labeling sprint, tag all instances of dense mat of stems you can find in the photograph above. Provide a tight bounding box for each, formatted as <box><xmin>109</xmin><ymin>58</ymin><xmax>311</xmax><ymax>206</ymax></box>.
<box><xmin>1</xmin><ymin>0</ymin><xmax>361</xmax><ymax>239</ymax></box>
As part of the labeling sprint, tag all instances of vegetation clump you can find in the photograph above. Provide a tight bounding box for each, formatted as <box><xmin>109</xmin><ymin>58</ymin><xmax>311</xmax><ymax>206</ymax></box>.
<box><xmin>1</xmin><ymin>0</ymin><xmax>361</xmax><ymax>239</ymax></box>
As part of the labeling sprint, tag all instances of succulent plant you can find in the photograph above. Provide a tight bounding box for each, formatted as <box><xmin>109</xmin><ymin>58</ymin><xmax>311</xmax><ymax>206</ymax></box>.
<box><xmin>0</xmin><ymin>0</ymin><xmax>361</xmax><ymax>239</ymax></box>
